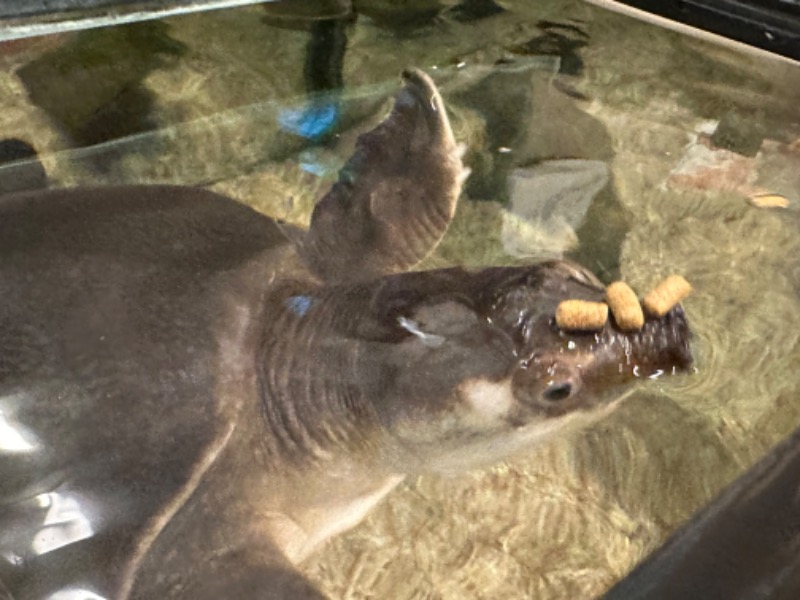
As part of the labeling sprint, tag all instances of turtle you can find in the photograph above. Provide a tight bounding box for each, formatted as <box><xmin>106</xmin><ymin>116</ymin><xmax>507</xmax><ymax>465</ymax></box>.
<box><xmin>0</xmin><ymin>69</ymin><xmax>692</xmax><ymax>599</ymax></box>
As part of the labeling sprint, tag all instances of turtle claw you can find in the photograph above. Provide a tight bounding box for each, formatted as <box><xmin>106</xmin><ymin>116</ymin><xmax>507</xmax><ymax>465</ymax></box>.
<box><xmin>301</xmin><ymin>69</ymin><xmax>466</xmax><ymax>282</ymax></box>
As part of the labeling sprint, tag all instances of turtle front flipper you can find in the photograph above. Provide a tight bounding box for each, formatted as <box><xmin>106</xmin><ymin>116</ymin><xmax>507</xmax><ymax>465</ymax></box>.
<box><xmin>129</xmin><ymin>527</ymin><xmax>328</xmax><ymax>599</ymax></box>
<box><xmin>301</xmin><ymin>69</ymin><xmax>468</xmax><ymax>281</ymax></box>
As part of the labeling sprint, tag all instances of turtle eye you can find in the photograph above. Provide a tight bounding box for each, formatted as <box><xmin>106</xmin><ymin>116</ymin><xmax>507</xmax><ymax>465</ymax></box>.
<box><xmin>542</xmin><ymin>382</ymin><xmax>573</xmax><ymax>402</ymax></box>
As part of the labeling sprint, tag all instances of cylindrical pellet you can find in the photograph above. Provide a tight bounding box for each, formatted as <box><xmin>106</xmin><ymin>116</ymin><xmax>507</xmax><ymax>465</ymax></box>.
<box><xmin>555</xmin><ymin>300</ymin><xmax>608</xmax><ymax>331</ymax></box>
<box><xmin>747</xmin><ymin>192</ymin><xmax>790</xmax><ymax>209</ymax></box>
<box><xmin>642</xmin><ymin>275</ymin><xmax>692</xmax><ymax>317</ymax></box>
<box><xmin>606</xmin><ymin>281</ymin><xmax>644</xmax><ymax>331</ymax></box>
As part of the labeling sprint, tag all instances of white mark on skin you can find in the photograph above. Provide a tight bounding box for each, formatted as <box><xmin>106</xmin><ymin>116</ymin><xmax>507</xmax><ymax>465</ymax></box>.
<box><xmin>459</xmin><ymin>378</ymin><xmax>515</xmax><ymax>421</ymax></box>
<box><xmin>425</xmin><ymin>385</ymin><xmax>632</xmax><ymax>476</ymax></box>
<box><xmin>398</xmin><ymin>316</ymin><xmax>445</xmax><ymax>348</ymax></box>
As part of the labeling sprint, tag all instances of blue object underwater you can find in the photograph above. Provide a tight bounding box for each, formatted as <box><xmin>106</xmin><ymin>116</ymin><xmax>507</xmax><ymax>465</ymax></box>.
<box><xmin>285</xmin><ymin>295</ymin><xmax>313</xmax><ymax>317</ymax></box>
<box><xmin>278</xmin><ymin>101</ymin><xmax>338</xmax><ymax>141</ymax></box>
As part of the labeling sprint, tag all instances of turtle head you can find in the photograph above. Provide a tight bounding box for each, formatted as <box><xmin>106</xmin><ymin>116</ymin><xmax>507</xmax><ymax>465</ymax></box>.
<box><xmin>364</xmin><ymin>260</ymin><xmax>693</xmax><ymax>474</ymax></box>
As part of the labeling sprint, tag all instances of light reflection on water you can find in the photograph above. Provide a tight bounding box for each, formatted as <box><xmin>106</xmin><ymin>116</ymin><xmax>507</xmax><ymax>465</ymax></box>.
<box><xmin>0</xmin><ymin>407</ymin><xmax>39</xmax><ymax>453</ymax></box>
<box><xmin>32</xmin><ymin>493</ymin><xmax>94</xmax><ymax>556</ymax></box>
<box><xmin>47</xmin><ymin>588</ymin><xmax>107</xmax><ymax>600</ymax></box>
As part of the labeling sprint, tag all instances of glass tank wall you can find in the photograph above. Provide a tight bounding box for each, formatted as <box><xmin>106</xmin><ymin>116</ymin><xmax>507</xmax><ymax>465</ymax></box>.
<box><xmin>0</xmin><ymin>1</ymin><xmax>798</xmax><ymax>598</ymax></box>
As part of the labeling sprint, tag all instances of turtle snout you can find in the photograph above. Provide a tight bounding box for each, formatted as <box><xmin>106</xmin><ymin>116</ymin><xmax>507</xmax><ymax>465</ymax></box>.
<box><xmin>617</xmin><ymin>304</ymin><xmax>693</xmax><ymax>375</ymax></box>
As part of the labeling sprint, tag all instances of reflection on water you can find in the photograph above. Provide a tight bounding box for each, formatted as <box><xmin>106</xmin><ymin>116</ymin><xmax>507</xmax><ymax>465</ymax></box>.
<box><xmin>502</xmin><ymin>159</ymin><xmax>609</xmax><ymax>258</ymax></box>
<box><xmin>1</xmin><ymin>491</ymin><xmax>95</xmax><ymax>560</ymax></box>
<box><xmin>32</xmin><ymin>493</ymin><xmax>94</xmax><ymax>556</ymax></box>
<box><xmin>0</xmin><ymin>1</ymin><xmax>798</xmax><ymax>599</ymax></box>
<box><xmin>0</xmin><ymin>408</ymin><xmax>39</xmax><ymax>453</ymax></box>
<box><xmin>47</xmin><ymin>589</ymin><xmax>106</xmax><ymax>600</ymax></box>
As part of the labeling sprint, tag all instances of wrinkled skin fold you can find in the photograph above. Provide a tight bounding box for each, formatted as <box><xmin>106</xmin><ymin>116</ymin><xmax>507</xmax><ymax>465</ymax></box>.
<box><xmin>0</xmin><ymin>69</ymin><xmax>692</xmax><ymax>599</ymax></box>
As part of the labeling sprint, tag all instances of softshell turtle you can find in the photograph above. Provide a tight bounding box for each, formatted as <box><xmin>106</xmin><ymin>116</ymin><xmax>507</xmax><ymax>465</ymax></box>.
<box><xmin>0</xmin><ymin>70</ymin><xmax>692</xmax><ymax>599</ymax></box>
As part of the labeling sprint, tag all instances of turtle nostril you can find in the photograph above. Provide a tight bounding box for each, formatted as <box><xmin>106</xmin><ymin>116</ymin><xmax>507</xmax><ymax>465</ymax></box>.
<box><xmin>543</xmin><ymin>382</ymin><xmax>573</xmax><ymax>402</ymax></box>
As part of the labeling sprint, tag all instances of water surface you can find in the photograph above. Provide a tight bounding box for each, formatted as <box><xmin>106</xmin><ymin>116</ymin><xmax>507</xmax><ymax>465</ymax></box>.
<box><xmin>1</xmin><ymin>1</ymin><xmax>798</xmax><ymax>598</ymax></box>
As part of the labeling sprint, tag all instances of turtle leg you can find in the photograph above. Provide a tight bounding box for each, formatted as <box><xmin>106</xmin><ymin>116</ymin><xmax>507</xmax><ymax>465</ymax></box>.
<box><xmin>177</xmin><ymin>550</ymin><xmax>327</xmax><ymax>600</ymax></box>
<box><xmin>129</xmin><ymin>532</ymin><xmax>328</xmax><ymax>600</ymax></box>
<box><xmin>301</xmin><ymin>68</ymin><xmax>469</xmax><ymax>282</ymax></box>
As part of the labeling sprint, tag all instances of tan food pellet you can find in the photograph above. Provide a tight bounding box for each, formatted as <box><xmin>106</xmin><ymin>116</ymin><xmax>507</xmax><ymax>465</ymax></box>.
<box><xmin>643</xmin><ymin>275</ymin><xmax>692</xmax><ymax>317</ymax></box>
<box><xmin>555</xmin><ymin>300</ymin><xmax>608</xmax><ymax>331</ymax></box>
<box><xmin>747</xmin><ymin>192</ymin><xmax>790</xmax><ymax>209</ymax></box>
<box><xmin>606</xmin><ymin>281</ymin><xmax>644</xmax><ymax>331</ymax></box>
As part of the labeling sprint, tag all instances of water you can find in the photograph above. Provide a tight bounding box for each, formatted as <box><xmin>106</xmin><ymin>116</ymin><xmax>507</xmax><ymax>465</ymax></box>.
<box><xmin>0</xmin><ymin>1</ymin><xmax>798</xmax><ymax>598</ymax></box>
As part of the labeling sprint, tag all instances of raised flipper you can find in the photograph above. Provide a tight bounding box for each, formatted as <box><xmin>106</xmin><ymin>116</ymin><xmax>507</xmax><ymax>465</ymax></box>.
<box><xmin>301</xmin><ymin>69</ymin><xmax>468</xmax><ymax>282</ymax></box>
